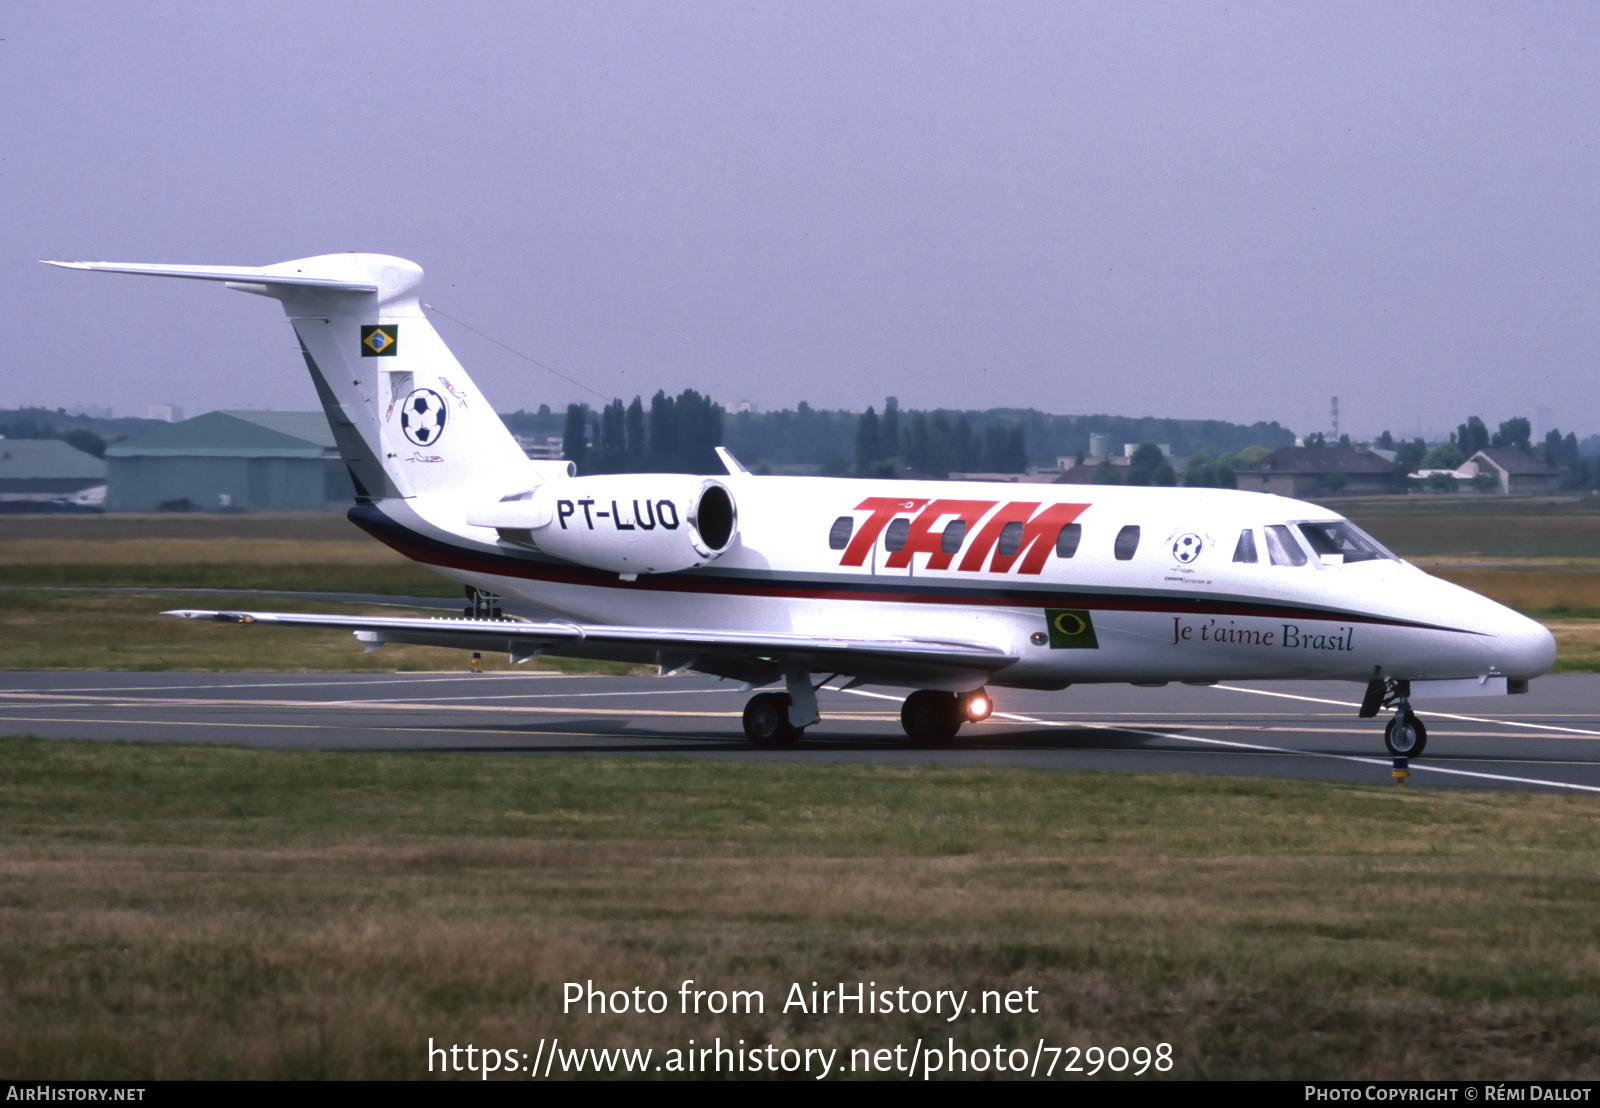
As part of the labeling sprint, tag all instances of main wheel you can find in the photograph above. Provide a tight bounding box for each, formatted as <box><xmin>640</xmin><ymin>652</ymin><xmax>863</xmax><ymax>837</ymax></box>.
<box><xmin>901</xmin><ymin>690</ymin><xmax>963</xmax><ymax>744</ymax></box>
<box><xmin>1384</xmin><ymin>711</ymin><xmax>1427</xmax><ymax>758</ymax></box>
<box><xmin>743</xmin><ymin>692</ymin><xmax>802</xmax><ymax>746</ymax></box>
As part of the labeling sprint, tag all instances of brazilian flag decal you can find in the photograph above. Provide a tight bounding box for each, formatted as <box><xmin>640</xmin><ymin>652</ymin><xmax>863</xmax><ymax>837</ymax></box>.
<box><xmin>1045</xmin><ymin>608</ymin><xmax>1099</xmax><ymax>649</ymax></box>
<box><xmin>361</xmin><ymin>325</ymin><xmax>398</xmax><ymax>357</ymax></box>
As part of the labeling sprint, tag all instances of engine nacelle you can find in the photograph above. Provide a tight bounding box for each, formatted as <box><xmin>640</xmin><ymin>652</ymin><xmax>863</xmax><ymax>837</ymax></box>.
<box><xmin>468</xmin><ymin>474</ymin><xmax>738</xmax><ymax>574</ymax></box>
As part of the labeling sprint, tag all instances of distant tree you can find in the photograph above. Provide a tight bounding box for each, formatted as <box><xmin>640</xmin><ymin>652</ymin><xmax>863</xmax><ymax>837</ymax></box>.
<box><xmin>1427</xmin><ymin>472</ymin><xmax>1457</xmax><ymax>493</ymax></box>
<box><xmin>1376</xmin><ymin>430</ymin><xmax>1395</xmax><ymax>450</ymax></box>
<box><xmin>855</xmin><ymin>407</ymin><xmax>881</xmax><ymax>477</ymax></box>
<box><xmin>1302</xmin><ymin>432</ymin><xmax>1326</xmax><ymax>448</ymax></box>
<box><xmin>648</xmin><ymin>390</ymin><xmax>676</xmax><ymax>470</ymax></box>
<box><xmin>1182</xmin><ymin>451</ymin><xmax>1216</xmax><ymax>488</ymax></box>
<box><xmin>1422</xmin><ymin>443</ymin><xmax>1465</xmax><ymax>470</ymax></box>
<box><xmin>1183</xmin><ymin>451</ymin><xmax>1239</xmax><ymax>489</ymax></box>
<box><xmin>1393</xmin><ymin>438</ymin><xmax>1427</xmax><ymax>477</ymax></box>
<box><xmin>625</xmin><ymin>396</ymin><xmax>645</xmax><ymax>470</ymax></box>
<box><xmin>881</xmin><ymin>397</ymin><xmax>900</xmax><ymax>461</ymax></box>
<box><xmin>952</xmin><ymin>415</ymin><xmax>979</xmax><ymax>472</ymax></box>
<box><xmin>57</xmin><ymin>428</ymin><xmax>106</xmax><ymax>458</ymax></box>
<box><xmin>1491</xmin><ymin>416</ymin><xmax>1532</xmax><ymax>451</ymax></box>
<box><xmin>1457</xmin><ymin>416</ymin><xmax>1490</xmax><ymax>455</ymax></box>
<box><xmin>1337</xmin><ymin>433</ymin><xmax>1351</xmax><ymax>449</ymax></box>
<box><xmin>562</xmin><ymin>403</ymin><xmax>589</xmax><ymax>471</ymax></box>
<box><xmin>1126</xmin><ymin>443</ymin><xmax>1176</xmax><ymax>486</ymax></box>
<box><xmin>1096</xmin><ymin>464</ymin><xmax>1123</xmax><ymax>485</ymax></box>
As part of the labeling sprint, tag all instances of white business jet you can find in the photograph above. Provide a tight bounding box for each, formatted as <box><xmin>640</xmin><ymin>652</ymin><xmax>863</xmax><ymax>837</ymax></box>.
<box><xmin>47</xmin><ymin>254</ymin><xmax>1556</xmax><ymax>757</ymax></box>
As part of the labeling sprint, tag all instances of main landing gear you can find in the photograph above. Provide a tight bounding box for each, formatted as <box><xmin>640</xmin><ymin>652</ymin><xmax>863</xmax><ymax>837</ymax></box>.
<box><xmin>740</xmin><ymin>683</ymin><xmax>995</xmax><ymax>746</ymax></box>
<box><xmin>1361</xmin><ymin>677</ymin><xmax>1428</xmax><ymax>758</ymax></box>
<box><xmin>900</xmin><ymin>688</ymin><xmax>993</xmax><ymax>745</ymax></box>
<box><xmin>742</xmin><ymin>692</ymin><xmax>803</xmax><ymax>746</ymax></box>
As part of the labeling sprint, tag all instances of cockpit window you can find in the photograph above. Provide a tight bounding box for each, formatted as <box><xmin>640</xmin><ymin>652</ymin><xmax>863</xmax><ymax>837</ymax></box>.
<box><xmin>1055</xmin><ymin>523</ymin><xmax>1082</xmax><ymax>558</ymax></box>
<box><xmin>885</xmin><ymin>517</ymin><xmax>910</xmax><ymax>552</ymax></box>
<box><xmin>1263</xmin><ymin>524</ymin><xmax>1308</xmax><ymax>566</ymax></box>
<box><xmin>1295</xmin><ymin>521</ymin><xmax>1397</xmax><ymax>563</ymax></box>
<box><xmin>828</xmin><ymin>516</ymin><xmax>854</xmax><ymax>550</ymax></box>
<box><xmin>1232</xmin><ymin>529</ymin><xmax>1258</xmax><ymax>563</ymax></box>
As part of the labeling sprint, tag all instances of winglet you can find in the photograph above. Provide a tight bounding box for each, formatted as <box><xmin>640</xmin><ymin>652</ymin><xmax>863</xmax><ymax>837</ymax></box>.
<box><xmin>715</xmin><ymin>447</ymin><xmax>751</xmax><ymax>476</ymax></box>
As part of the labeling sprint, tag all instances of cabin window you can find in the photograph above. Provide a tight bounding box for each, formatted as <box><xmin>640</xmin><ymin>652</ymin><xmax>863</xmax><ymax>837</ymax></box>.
<box><xmin>941</xmin><ymin>519</ymin><xmax>966</xmax><ymax>555</ymax></box>
<box><xmin>1295</xmin><ymin>521</ymin><xmax>1396</xmax><ymax>563</ymax></box>
<box><xmin>1114</xmin><ymin>525</ymin><xmax>1140</xmax><ymax>561</ymax></box>
<box><xmin>997</xmin><ymin>521</ymin><xmax>1024</xmax><ymax>558</ymax></box>
<box><xmin>1055</xmin><ymin>522</ymin><xmax>1082</xmax><ymax>558</ymax></box>
<box><xmin>885</xmin><ymin>517</ymin><xmax>911</xmax><ymax>552</ymax></box>
<box><xmin>1232</xmin><ymin>529</ymin><xmax>1258</xmax><ymax>563</ymax></box>
<box><xmin>828</xmin><ymin>516</ymin><xmax>854</xmax><ymax>550</ymax></box>
<box><xmin>1264</xmin><ymin>524</ymin><xmax>1308</xmax><ymax>566</ymax></box>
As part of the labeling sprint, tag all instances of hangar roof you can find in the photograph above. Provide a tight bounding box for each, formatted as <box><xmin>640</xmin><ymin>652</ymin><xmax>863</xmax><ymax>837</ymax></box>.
<box><xmin>105</xmin><ymin>411</ymin><xmax>334</xmax><ymax>459</ymax></box>
<box><xmin>0</xmin><ymin>437</ymin><xmax>107</xmax><ymax>481</ymax></box>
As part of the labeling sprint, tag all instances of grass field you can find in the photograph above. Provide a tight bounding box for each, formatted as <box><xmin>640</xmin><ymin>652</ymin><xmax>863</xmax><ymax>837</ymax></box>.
<box><xmin>2</xmin><ymin>740</ymin><xmax>1598</xmax><ymax>1080</ymax></box>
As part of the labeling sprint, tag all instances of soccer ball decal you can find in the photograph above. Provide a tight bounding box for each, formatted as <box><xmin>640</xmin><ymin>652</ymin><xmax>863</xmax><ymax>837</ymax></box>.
<box><xmin>1172</xmin><ymin>533</ymin><xmax>1204</xmax><ymax>563</ymax></box>
<box><xmin>400</xmin><ymin>388</ymin><xmax>448</xmax><ymax>446</ymax></box>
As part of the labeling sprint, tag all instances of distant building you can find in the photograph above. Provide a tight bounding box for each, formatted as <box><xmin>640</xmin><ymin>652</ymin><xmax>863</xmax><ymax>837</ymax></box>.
<box><xmin>1459</xmin><ymin>449</ymin><xmax>1562</xmax><ymax>495</ymax></box>
<box><xmin>105</xmin><ymin>410</ymin><xmax>355</xmax><ymax>512</ymax></box>
<box><xmin>146</xmin><ymin>404</ymin><xmax>184</xmax><ymax>423</ymax></box>
<box><xmin>0</xmin><ymin>439</ymin><xmax>107</xmax><ymax>511</ymax></box>
<box><xmin>1235</xmin><ymin>446</ymin><xmax>1397</xmax><ymax>497</ymax></box>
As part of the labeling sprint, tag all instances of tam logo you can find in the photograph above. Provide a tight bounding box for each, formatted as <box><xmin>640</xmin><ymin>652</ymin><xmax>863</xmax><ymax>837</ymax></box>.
<box><xmin>839</xmin><ymin>498</ymin><xmax>1089</xmax><ymax>575</ymax></box>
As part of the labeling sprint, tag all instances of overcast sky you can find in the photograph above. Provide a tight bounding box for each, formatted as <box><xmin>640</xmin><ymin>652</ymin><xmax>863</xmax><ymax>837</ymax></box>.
<box><xmin>4</xmin><ymin>2</ymin><xmax>1597</xmax><ymax>441</ymax></box>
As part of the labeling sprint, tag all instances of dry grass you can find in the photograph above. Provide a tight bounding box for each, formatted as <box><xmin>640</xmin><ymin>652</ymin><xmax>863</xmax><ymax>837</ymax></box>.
<box><xmin>2</xmin><ymin>743</ymin><xmax>1600</xmax><ymax>1079</ymax></box>
<box><xmin>0</xmin><ymin>591</ymin><xmax>640</xmax><ymax>675</ymax></box>
<box><xmin>1425</xmin><ymin>566</ymin><xmax>1600</xmax><ymax>617</ymax></box>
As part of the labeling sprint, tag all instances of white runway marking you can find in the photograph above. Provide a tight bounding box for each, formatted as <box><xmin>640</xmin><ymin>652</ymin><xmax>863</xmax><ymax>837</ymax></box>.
<box><xmin>1212</xmin><ymin>684</ymin><xmax>1600</xmax><ymax>739</ymax></box>
<box><xmin>833</xmin><ymin>687</ymin><xmax>1600</xmax><ymax>795</ymax></box>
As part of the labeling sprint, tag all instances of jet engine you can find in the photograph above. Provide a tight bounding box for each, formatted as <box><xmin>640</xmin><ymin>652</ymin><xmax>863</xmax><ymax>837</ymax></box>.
<box><xmin>467</xmin><ymin>474</ymin><xmax>738</xmax><ymax>574</ymax></box>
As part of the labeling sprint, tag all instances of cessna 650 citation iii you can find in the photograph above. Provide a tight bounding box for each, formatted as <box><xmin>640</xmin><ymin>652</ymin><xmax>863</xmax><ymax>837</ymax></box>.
<box><xmin>48</xmin><ymin>253</ymin><xmax>1557</xmax><ymax>758</ymax></box>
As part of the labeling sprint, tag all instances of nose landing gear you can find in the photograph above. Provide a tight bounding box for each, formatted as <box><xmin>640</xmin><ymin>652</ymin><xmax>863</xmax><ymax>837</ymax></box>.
<box><xmin>1362</xmin><ymin>678</ymin><xmax>1428</xmax><ymax>758</ymax></box>
<box><xmin>1383</xmin><ymin>709</ymin><xmax>1427</xmax><ymax>758</ymax></box>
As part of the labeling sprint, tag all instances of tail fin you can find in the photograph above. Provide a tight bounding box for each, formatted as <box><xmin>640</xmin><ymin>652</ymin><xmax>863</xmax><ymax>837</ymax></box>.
<box><xmin>44</xmin><ymin>253</ymin><xmax>533</xmax><ymax>503</ymax></box>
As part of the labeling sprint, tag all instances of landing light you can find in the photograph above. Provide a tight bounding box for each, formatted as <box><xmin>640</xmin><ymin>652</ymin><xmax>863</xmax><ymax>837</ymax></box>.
<box><xmin>965</xmin><ymin>693</ymin><xmax>993</xmax><ymax>722</ymax></box>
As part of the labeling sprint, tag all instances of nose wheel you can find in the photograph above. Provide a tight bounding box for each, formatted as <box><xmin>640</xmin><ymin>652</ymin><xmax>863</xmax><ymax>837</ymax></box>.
<box><xmin>1363</xmin><ymin>679</ymin><xmax>1429</xmax><ymax>759</ymax></box>
<box><xmin>1384</xmin><ymin>709</ymin><xmax>1427</xmax><ymax>758</ymax></box>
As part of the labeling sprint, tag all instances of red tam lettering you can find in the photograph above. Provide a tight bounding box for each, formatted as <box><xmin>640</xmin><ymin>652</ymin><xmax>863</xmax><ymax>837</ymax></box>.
<box><xmin>837</xmin><ymin>497</ymin><xmax>929</xmax><ymax>566</ymax></box>
<box><xmin>883</xmin><ymin>499</ymin><xmax>998</xmax><ymax>570</ymax></box>
<box><xmin>958</xmin><ymin>502</ymin><xmax>1089</xmax><ymax>575</ymax></box>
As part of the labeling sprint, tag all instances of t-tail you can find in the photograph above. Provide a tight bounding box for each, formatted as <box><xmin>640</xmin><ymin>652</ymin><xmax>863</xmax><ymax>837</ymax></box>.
<box><xmin>43</xmin><ymin>253</ymin><xmax>538</xmax><ymax>504</ymax></box>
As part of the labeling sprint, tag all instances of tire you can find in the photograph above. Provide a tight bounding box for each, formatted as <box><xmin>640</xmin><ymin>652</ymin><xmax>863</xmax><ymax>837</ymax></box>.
<box><xmin>743</xmin><ymin>692</ymin><xmax>801</xmax><ymax>746</ymax></box>
<box><xmin>901</xmin><ymin>690</ymin><xmax>962</xmax><ymax>744</ymax></box>
<box><xmin>1384</xmin><ymin>711</ymin><xmax>1427</xmax><ymax>758</ymax></box>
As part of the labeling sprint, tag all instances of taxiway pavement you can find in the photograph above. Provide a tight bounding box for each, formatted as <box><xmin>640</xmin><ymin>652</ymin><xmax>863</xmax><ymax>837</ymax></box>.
<box><xmin>2</xmin><ymin>670</ymin><xmax>1599</xmax><ymax>793</ymax></box>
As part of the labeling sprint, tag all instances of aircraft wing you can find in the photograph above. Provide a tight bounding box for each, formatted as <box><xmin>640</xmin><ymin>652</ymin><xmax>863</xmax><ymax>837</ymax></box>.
<box><xmin>165</xmin><ymin>609</ymin><xmax>1019</xmax><ymax>683</ymax></box>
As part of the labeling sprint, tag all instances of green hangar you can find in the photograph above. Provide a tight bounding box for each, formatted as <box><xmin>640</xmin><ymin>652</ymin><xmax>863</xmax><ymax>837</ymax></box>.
<box><xmin>105</xmin><ymin>411</ymin><xmax>356</xmax><ymax>512</ymax></box>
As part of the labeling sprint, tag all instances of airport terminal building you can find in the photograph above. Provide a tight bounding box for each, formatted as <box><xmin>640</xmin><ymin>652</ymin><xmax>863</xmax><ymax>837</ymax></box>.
<box><xmin>105</xmin><ymin>410</ymin><xmax>356</xmax><ymax>512</ymax></box>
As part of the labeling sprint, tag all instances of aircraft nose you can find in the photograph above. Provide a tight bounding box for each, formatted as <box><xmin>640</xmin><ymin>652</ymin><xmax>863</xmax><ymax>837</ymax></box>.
<box><xmin>1490</xmin><ymin>607</ymin><xmax>1557</xmax><ymax>679</ymax></box>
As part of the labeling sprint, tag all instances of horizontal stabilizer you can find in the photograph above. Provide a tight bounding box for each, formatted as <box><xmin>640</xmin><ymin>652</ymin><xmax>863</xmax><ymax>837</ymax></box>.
<box><xmin>41</xmin><ymin>260</ymin><xmax>379</xmax><ymax>292</ymax></box>
<box><xmin>164</xmin><ymin>609</ymin><xmax>1019</xmax><ymax>674</ymax></box>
